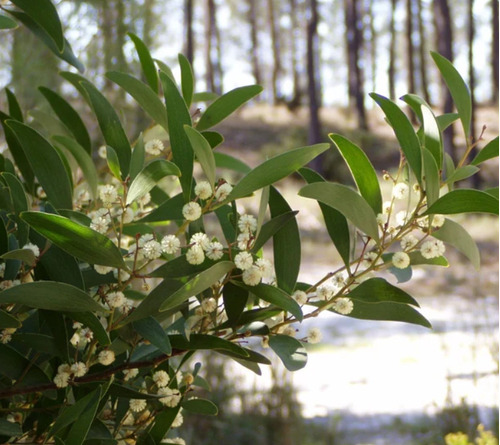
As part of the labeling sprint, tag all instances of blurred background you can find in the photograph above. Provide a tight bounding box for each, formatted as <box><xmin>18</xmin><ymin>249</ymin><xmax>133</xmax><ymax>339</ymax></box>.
<box><xmin>0</xmin><ymin>0</ymin><xmax>498</xmax><ymax>443</ymax></box>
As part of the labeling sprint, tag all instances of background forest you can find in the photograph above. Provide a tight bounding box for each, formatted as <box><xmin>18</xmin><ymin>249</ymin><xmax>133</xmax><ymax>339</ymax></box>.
<box><xmin>0</xmin><ymin>1</ymin><xmax>498</xmax><ymax>445</ymax></box>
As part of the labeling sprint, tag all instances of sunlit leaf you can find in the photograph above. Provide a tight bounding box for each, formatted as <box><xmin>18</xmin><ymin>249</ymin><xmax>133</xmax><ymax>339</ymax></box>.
<box><xmin>0</xmin><ymin>15</ymin><xmax>17</xmax><ymax>29</ymax></box>
<box><xmin>184</xmin><ymin>125</ymin><xmax>216</xmax><ymax>188</ymax></box>
<box><xmin>422</xmin><ymin>148</ymin><xmax>440</xmax><ymax>206</ymax></box>
<box><xmin>424</xmin><ymin>189</ymin><xmax>499</xmax><ymax>216</ymax></box>
<box><xmin>471</xmin><ymin>136</ymin><xmax>499</xmax><ymax>166</ymax></box>
<box><xmin>348</xmin><ymin>277</ymin><xmax>419</xmax><ymax>306</ymax></box>
<box><xmin>214</xmin><ymin>152</ymin><xmax>251</xmax><ymax>173</ymax></box>
<box><xmin>182</xmin><ymin>398</ymin><xmax>218</xmax><ymax>416</ymax></box>
<box><xmin>269</xmin><ymin>335</ymin><xmax>307</xmax><ymax>371</ymax></box>
<box><xmin>128</xmin><ymin>32</ymin><xmax>158</xmax><ymax>93</ymax></box>
<box><xmin>179</xmin><ymin>53</ymin><xmax>194</xmax><ymax>107</ymax></box>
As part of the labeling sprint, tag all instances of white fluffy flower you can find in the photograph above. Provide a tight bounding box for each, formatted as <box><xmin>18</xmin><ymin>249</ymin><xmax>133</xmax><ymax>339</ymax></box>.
<box><xmin>0</xmin><ymin>328</ymin><xmax>16</xmax><ymax>344</ymax></box>
<box><xmin>107</xmin><ymin>291</ymin><xmax>125</xmax><ymax>309</ymax></box>
<box><xmin>98</xmin><ymin>145</ymin><xmax>107</xmax><ymax>159</ymax></box>
<box><xmin>98</xmin><ymin>350</ymin><xmax>115</xmax><ymax>366</ymax></box>
<box><xmin>421</xmin><ymin>239</ymin><xmax>445</xmax><ymax>259</ymax></box>
<box><xmin>80</xmin><ymin>328</ymin><xmax>94</xmax><ymax>343</ymax></box>
<box><xmin>383</xmin><ymin>201</ymin><xmax>392</xmax><ymax>214</ymax></box>
<box><xmin>308</xmin><ymin>327</ymin><xmax>322</xmax><ymax>344</ymax></box>
<box><xmin>171</xmin><ymin>412</ymin><xmax>184</xmax><ymax>428</ymax></box>
<box><xmin>376</xmin><ymin>213</ymin><xmax>388</xmax><ymax>225</ymax></box>
<box><xmin>153</xmin><ymin>370</ymin><xmax>170</xmax><ymax>388</ymax></box>
<box><xmin>431</xmin><ymin>214</ymin><xmax>445</xmax><ymax>228</ymax></box>
<box><xmin>238</xmin><ymin>214</ymin><xmax>257</xmax><ymax>233</ymax></box>
<box><xmin>158</xmin><ymin>387</ymin><xmax>181</xmax><ymax>407</ymax></box>
<box><xmin>123</xmin><ymin>368</ymin><xmax>139</xmax><ymax>381</ymax></box>
<box><xmin>316</xmin><ymin>285</ymin><xmax>335</xmax><ymax>301</ymax></box>
<box><xmin>58</xmin><ymin>363</ymin><xmax>71</xmax><ymax>374</ymax></box>
<box><xmin>395</xmin><ymin>211</ymin><xmax>409</xmax><ymax>227</ymax></box>
<box><xmin>145</xmin><ymin>139</ymin><xmax>164</xmax><ymax>155</ymax></box>
<box><xmin>122</xmin><ymin>207</ymin><xmax>135</xmax><ymax>223</ymax></box>
<box><xmin>99</xmin><ymin>185</ymin><xmax>118</xmax><ymax>207</ymax></box>
<box><xmin>242</xmin><ymin>266</ymin><xmax>262</xmax><ymax>286</ymax></box>
<box><xmin>182</xmin><ymin>202</ymin><xmax>202</xmax><ymax>221</ymax></box>
<box><xmin>22</xmin><ymin>243</ymin><xmax>40</xmax><ymax>257</ymax></box>
<box><xmin>129</xmin><ymin>398</ymin><xmax>147</xmax><ymax>412</ymax></box>
<box><xmin>236</xmin><ymin>232</ymin><xmax>251</xmax><ymax>250</ymax></box>
<box><xmin>161</xmin><ymin>235</ymin><xmax>181</xmax><ymax>254</ymax></box>
<box><xmin>392</xmin><ymin>182</ymin><xmax>409</xmax><ymax>200</ymax></box>
<box><xmin>163</xmin><ymin>438</ymin><xmax>186</xmax><ymax>445</ymax></box>
<box><xmin>70</xmin><ymin>333</ymin><xmax>81</xmax><ymax>347</ymax></box>
<box><xmin>194</xmin><ymin>181</ymin><xmax>213</xmax><ymax>199</ymax></box>
<box><xmin>201</xmin><ymin>298</ymin><xmax>217</xmax><ymax>313</ymax></box>
<box><xmin>70</xmin><ymin>362</ymin><xmax>88</xmax><ymax>377</ymax></box>
<box><xmin>282</xmin><ymin>326</ymin><xmax>296</xmax><ymax>337</ymax></box>
<box><xmin>190</xmin><ymin>232</ymin><xmax>210</xmax><ymax>251</ymax></box>
<box><xmin>332</xmin><ymin>271</ymin><xmax>347</xmax><ymax>288</ymax></box>
<box><xmin>53</xmin><ymin>372</ymin><xmax>70</xmax><ymax>388</ymax></box>
<box><xmin>90</xmin><ymin>216</ymin><xmax>110</xmax><ymax>234</ymax></box>
<box><xmin>139</xmin><ymin>192</ymin><xmax>151</xmax><ymax>206</ymax></box>
<box><xmin>215</xmin><ymin>183</ymin><xmax>232</xmax><ymax>201</ymax></box>
<box><xmin>94</xmin><ymin>265</ymin><xmax>113</xmax><ymax>275</ymax></box>
<box><xmin>138</xmin><ymin>234</ymin><xmax>154</xmax><ymax>247</ymax></box>
<box><xmin>113</xmin><ymin>268</ymin><xmax>131</xmax><ymax>282</ymax></box>
<box><xmin>292</xmin><ymin>290</ymin><xmax>308</xmax><ymax>305</ymax></box>
<box><xmin>206</xmin><ymin>241</ymin><xmax>224</xmax><ymax>260</ymax></box>
<box><xmin>186</xmin><ymin>246</ymin><xmax>205</xmax><ymax>265</ymax></box>
<box><xmin>142</xmin><ymin>240</ymin><xmax>162</xmax><ymax>260</ymax></box>
<box><xmin>332</xmin><ymin>297</ymin><xmax>354</xmax><ymax>315</ymax></box>
<box><xmin>392</xmin><ymin>251</ymin><xmax>410</xmax><ymax>269</ymax></box>
<box><xmin>234</xmin><ymin>251</ymin><xmax>253</xmax><ymax>270</ymax></box>
<box><xmin>255</xmin><ymin>258</ymin><xmax>273</xmax><ymax>278</ymax></box>
<box><xmin>401</xmin><ymin>234</ymin><xmax>418</xmax><ymax>251</ymax></box>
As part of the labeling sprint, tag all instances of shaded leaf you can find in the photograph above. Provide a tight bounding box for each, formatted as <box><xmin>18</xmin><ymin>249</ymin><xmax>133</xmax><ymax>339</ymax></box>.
<box><xmin>178</xmin><ymin>53</ymin><xmax>194</xmax><ymax>107</ymax></box>
<box><xmin>169</xmin><ymin>334</ymin><xmax>249</xmax><ymax>357</ymax></box>
<box><xmin>422</xmin><ymin>148</ymin><xmax>440</xmax><ymax>206</ymax></box>
<box><xmin>0</xmin><ymin>418</ymin><xmax>22</xmax><ymax>437</ymax></box>
<box><xmin>424</xmin><ymin>189</ymin><xmax>499</xmax><ymax>216</ymax></box>
<box><xmin>5</xmin><ymin>88</ymin><xmax>23</xmax><ymax>122</ymax></box>
<box><xmin>222</xmin><ymin>281</ymin><xmax>248</xmax><ymax>327</ymax></box>
<box><xmin>182</xmin><ymin>398</ymin><xmax>218</xmax><ymax>416</ymax></box>
<box><xmin>214</xmin><ymin>152</ymin><xmax>251</xmax><ymax>173</ymax></box>
<box><xmin>348</xmin><ymin>277</ymin><xmax>419</xmax><ymax>306</ymax></box>
<box><xmin>0</xmin><ymin>15</ymin><xmax>17</xmax><ymax>29</ymax></box>
<box><xmin>63</xmin><ymin>387</ymin><xmax>102</xmax><ymax>445</ymax></box>
<box><xmin>445</xmin><ymin>165</ymin><xmax>480</xmax><ymax>185</ymax></box>
<box><xmin>0</xmin><ymin>309</ymin><xmax>21</xmax><ymax>329</ymax></box>
<box><xmin>1</xmin><ymin>248</ymin><xmax>36</xmax><ymax>266</ymax></box>
<box><xmin>251</xmin><ymin>210</ymin><xmax>298</xmax><ymax>253</ymax></box>
<box><xmin>184</xmin><ymin>125</ymin><xmax>216</xmax><ymax>188</ymax></box>
<box><xmin>471</xmin><ymin>136</ymin><xmax>499</xmax><ymax>166</ymax></box>
<box><xmin>130</xmin><ymin>135</ymin><xmax>146</xmax><ymax>181</ymax></box>
<box><xmin>269</xmin><ymin>335</ymin><xmax>307</xmax><ymax>371</ymax></box>
<box><xmin>133</xmin><ymin>317</ymin><xmax>172</xmax><ymax>355</ymax></box>
<box><xmin>136</xmin><ymin>193</ymin><xmax>184</xmax><ymax>223</ymax></box>
<box><xmin>128</xmin><ymin>32</ymin><xmax>158</xmax><ymax>93</ymax></box>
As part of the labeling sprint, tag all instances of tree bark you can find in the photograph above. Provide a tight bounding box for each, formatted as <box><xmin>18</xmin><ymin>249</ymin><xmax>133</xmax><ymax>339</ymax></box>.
<box><xmin>267</xmin><ymin>0</ymin><xmax>281</xmax><ymax>104</ymax></box>
<box><xmin>184</xmin><ymin>0</ymin><xmax>194</xmax><ymax>65</ymax></box>
<box><xmin>416</xmin><ymin>0</ymin><xmax>430</xmax><ymax>103</ymax></box>
<box><xmin>492</xmin><ymin>0</ymin><xmax>499</xmax><ymax>104</ymax></box>
<box><xmin>344</xmin><ymin>0</ymin><xmax>368</xmax><ymax>130</ymax></box>
<box><xmin>247</xmin><ymin>0</ymin><xmax>262</xmax><ymax>87</ymax></box>
<box><xmin>468</xmin><ymin>0</ymin><xmax>476</xmax><ymax>143</ymax></box>
<box><xmin>433</xmin><ymin>0</ymin><xmax>456</xmax><ymax>162</ymax></box>
<box><xmin>290</xmin><ymin>0</ymin><xmax>301</xmax><ymax>106</ymax></box>
<box><xmin>366</xmin><ymin>0</ymin><xmax>377</xmax><ymax>92</ymax></box>
<box><xmin>388</xmin><ymin>0</ymin><xmax>397</xmax><ymax>100</ymax></box>
<box><xmin>406</xmin><ymin>0</ymin><xmax>416</xmax><ymax>94</ymax></box>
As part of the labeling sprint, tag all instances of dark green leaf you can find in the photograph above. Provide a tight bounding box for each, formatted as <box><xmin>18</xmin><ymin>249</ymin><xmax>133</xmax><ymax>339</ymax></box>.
<box><xmin>178</xmin><ymin>53</ymin><xmax>194</xmax><ymax>107</ymax></box>
<box><xmin>370</xmin><ymin>93</ymin><xmax>422</xmax><ymax>184</ymax></box>
<box><xmin>80</xmin><ymin>81</ymin><xmax>131</xmax><ymax>179</ymax></box>
<box><xmin>151</xmin><ymin>254</ymin><xmax>219</xmax><ymax>279</ymax></box>
<box><xmin>6</xmin><ymin>120</ymin><xmax>73</xmax><ymax>209</ymax></box>
<box><xmin>251</xmin><ymin>211</ymin><xmax>298</xmax><ymax>253</ymax></box>
<box><xmin>128</xmin><ymin>32</ymin><xmax>158</xmax><ymax>93</ymax></box>
<box><xmin>445</xmin><ymin>165</ymin><xmax>480</xmax><ymax>185</ymax></box>
<box><xmin>471</xmin><ymin>136</ymin><xmax>499</xmax><ymax>166</ymax></box>
<box><xmin>408</xmin><ymin>251</ymin><xmax>449</xmax><ymax>267</ymax></box>
<box><xmin>214</xmin><ymin>152</ymin><xmax>251</xmax><ymax>173</ymax></box>
<box><xmin>170</xmin><ymin>334</ymin><xmax>249</xmax><ymax>357</ymax></box>
<box><xmin>197</xmin><ymin>85</ymin><xmax>263</xmax><ymax>131</ymax></box>
<box><xmin>0</xmin><ymin>15</ymin><xmax>17</xmax><ymax>29</ymax></box>
<box><xmin>436</xmin><ymin>113</ymin><xmax>460</xmax><ymax>132</ymax></box>
<box><xmin>136</xmin><ymin>193</ymin><xmax>184</xmax><ymax>223</ymax></box>
<box><xmin>1</xmin><ymin>171</ymin><xmax>28</xmax><ymax>214</ymax></box>
<box><xmin>63</xmin><ymin>387</ymin><xmax>102</xmax><ymax>445</ymax></box>
<box><xmin>5</xmin><ymin>88</ymin><xmax>23</xmax><ymax>122</ymax></box>
<box><xmin>227</xmin><ymin>144</ymin><xmax>329</xmax><ymax>202</ymax></box>
<box><xmin>201</xmin><ymin>130</ymin><xmax>224</xmax><ymax>149</ymax></box>
<box><xmin>160</xmin><ymin>71</ymin><xmax>193</xmax><ymax>200</ymax></box>
<box><xmin>269</xmin><ymin>335</ymin><xmax>307</xmax><ymax>371</ymax></box>
<box><xmin>485</xmin><ymin>187</ymin><xmax>499</xmax><ymax>198</ymax></box>
<box><xmin>348</xmin><ymin>277</ymin><xmax>419</xmax><ymax>306</ymax></box>
<box><xmin>422</xmin><ymin>148</ymin><xmax>440</xmax><ymax>206</ymax></box>
<box><xmin>182</xmin><ymin>398</ymin><xmax>218</xmax><ymax>415</ymax></box>
<box><xmin>299</xmin><ymin>182</ymin><xmax>380</xmax><ymax>241</ymax></box>
<box><xmin>39</xmin><ymin>87</ymin><xmax>91</xmax><ymax>153</ymax></box>
<box><xmin>184</xmin><ymin>125</ymin><xmax>216</xmax><ymax>187</ymax></box>
<box><xmin>0</xmin><ymin>309</ymin><xmax>21</xmax><ymax>329</ymax></box>
<box><xmin>147</xmin><ymin>407</ymin><xmax>181</xmax><ymax>444</ymax></box>
<box><xmin>130</xmin><ymin>135</ymin><xmax>146</xmax><ymax>181</ymax></box>
<box><xmin>222</xmin><ymin>281</ymin><xmax>248</xmax><ymax>327</ymax></box>
<box><xmin>268</xmin><ymin>187</ymin><xmax>300</xmax><ymax>293</ymax></box>
<box><xmin>53</xmin><ymin>135</ymin><xmax>98</xmax><ymax>200</ymax></box>
<box><xmin>68</xmin><ymin>311</ymin><xmax>111</xmax><ymax>346</ymax></box>
<box><xmin>106</xmin><ymin>71</ymin><xmax>168</xmax><ymax>131</ymax></box>
<box><xmin>12</xmin><ymin>333</ymin><xmax>60</xmax><ymax>357</ymax></box>
<box><xmin>431</xmin><ymin>51</ymin><xmax>471</xmax><ymax>139</ymax></box>
<box><xmin>21</xmin><ymin>211</ymin><xmax>126</xmax><ymax>268</ymax></box>
<box><xmin>1</xmin><ymin>248</ymin><xmax>35</xmax><ymax>265</ymax></box>
<box><xmin>133</xmin><ymin>317</ymin><xmax>172</xmax><ymax>355</ymax></box>
<box><xmin>0</xmin><ymin>418</ymin><xmax>22</xmax><ymax>437</ymax></box>
<box><xmin>159</xmin><ymin>261</ymin><xmax>234</xmax><ymax>312</ymax></box>
<box><xmin>299</xmin><ymin>167</ymin><xmax>351</xmax><ymax>267</ymax></box>
<box><xmin>329</xmin><ymin>133</ymin><xmax>382</xmax><ymax>214</ymax></box>
<box><xmin>107</xmin><ymin>383</ymin><xmax>166</xmax><ymax>400</ymax></box>
<box><xmin>126</xmin><ymin>160</ymin><xmax>180</xmax><ymax>205</ymax></box>
<box><xmin>424</xmin><ymin>189</ymin><xmax>499</xmax><ymax>216</ymax></box>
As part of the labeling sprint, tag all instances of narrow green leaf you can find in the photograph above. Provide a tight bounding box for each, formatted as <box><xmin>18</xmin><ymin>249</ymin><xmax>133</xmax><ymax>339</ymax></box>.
<box><xmin>436</xmin><ymin>113</ymin><xmax>460</xmax><ymax>132</ymax></box>
<box><xmin>147</xmin><ymin>407</ymin><xmax>181</xmax><ymax>444</ymax></box>
<box><xmin>67</xmin><ymin>311</ymin><xmax>110</xmax><ymax>346</ymax></box>
<box><xmin>151</xmin><ymin>254</ymin><xmax>220</xmax><ymax>279</ymax></box>
<box><xmin>182</xmin><ymin>398</ymin><xmax>218</xmax><ymax>416</ymax></box>
<box><xmin>133</xmin><ymin>317</ymin><xmax>172</xmax><ymax>355</ymax></box>
<box><xmin>234</xmin><ymin>282</ymin><xmax>303</xmax><ymax>321</ymax></box>
<box><xmin>59</xmin><ymin>72</ymin><xmax>89</xmax><ymax>103</ymax></box>
<box><xmin>0</xmin><ymin>15</ymin><xmax>17</xmax><ymax>29</ymax></box>
<box><xmin>421</xmin><ymin>104</ymin><xmax>443</xmax><ymax>168</ymax></box>
<box><xmin>137</xmin><ymin>193</ymin><xmax>184</xmax><ymax>223</ymax></box>
<box><xmin>80</xmin><ymin>81</ymin><xmax>131</xmax><ymax>178</ymax></box>
<box><xmin>445</xmin><ymin>165</ymin><xmax>480</xmax><ymax>185</ymax></box>
<box><xmin>348</xmin><ymin>278</ymin><xmax>419</xmax><ymax>306</ymax></box>
<box><xmin>128</xmin><ymin>32</ymin><xmax>158</xmax><ymax>93</ymax></box>
<box><xmin>193</xmin><ymin>91</ymin><xmax>219</xmax><ymax>102</ymax></box>
<box><xmin>11</xmin><ymin>0</ymin><xmax>64</xmax><ymax>51</ymax></box>
<box><xmin>269</xmin><ymin>335</ymin><xmax>307</xmax><ymax>371</ymax></box>
<box><xmin>64</xmin><ymin>387</ymin><xmax>102</xmax><ymax>445</ymax></box>
<box><xmin>0</xmin><ymin>418</ymin><xmax>22</xmax><ymax>437</ymax></box>
<box><xmin>485</xmin><ymin>187</ymin><xmax>499</xmax><ymax>198</ymax></box>
<box><xmin>422</xmin><ymin>148</ymin><xmax>440</xmax><ymax>206</ymax></box>
<box><xmin>169</xmin><ymin>334</ymin><xmax>249</xmax><ymax>357</ymax></box>
<box><xmin>433</xmin><ymin>218</ymin><xmax>480</xmax><ymax>270</ymax></box>
<box><xmin>196</xmin><ymin>85</ymin><xmax>263</xmax><ymax>131</ymax></box>
<box><xmin>444</xmin><ymin>152</ymin><xmax>456</xmax><ymax>182</ymax></box>
<box><xmin>431</xmin><ymin>51</ymin><xmax>471</xmax><ymax>138</ymax></box>
<box><xmin>408</xmin><ymin>251</ymin><xmax>449</xmax><ymax>267</ymax></box>
<box><xmin>159</xmin><ymin>261</ymin><xmax>234</xmax><ymax>312</ymax></box>
<box><xmin>471</xmin><ymin>136</ymin><xmax>499</xmax><ymax>166</ymax></box>
<box><xmin>184</xmin><ymin>125</ymin><xmax>216</xmax><ymax>188</ymax></box>
<box><xmin>6</xmin><ymin>10</ymin><xmax>83</xmax><ymax>72</ymax></box>
<box><xmin>39</xmin><ymin>87</ymin><xmax>91</xmax><ymax>153</ymax></box>
<box><xmin>329</xmin><ymin>133</ymin><xmax>382</xmax><ymax>213</ymax></box>
<box><xmin>370</xmin><ymin>93</ymin><xmax>423</xmax><ymax>184</ymax></box>
<box><xmin>0</xmin><ymin>309</ymin><xmax>21</xmax><ymax>329</ymax></box>
<box><xmin>130</xmin><ymin>135</ymin><xmax>146</xmax><ymax>181</ymax></box>
<box><xmin>252</xmin><ymin>211</ymin><xmax>299</xmax><ymax>254</ymax></box>
<box><xmin>5</xmin><ymin>88</ymin><xmax>23</xmax><ymax>122</ymax></box>
<box><xmin>160</xmin><ymin>71</ymin><xmax>193</xmax><ymax>200</ymax></box>
<box><xmin>154</xmin><ymin>59</ymin><xmax>176</xmax><ymax>83</ymax></box>
<box><xmin>424</xmin><ymin>189</ymin><xmax>499</xmax><ymax>216</ymax></box>
<box><xmin>12</xmin><ymin>333</ymin><xmax>60</xmax><ymax>357</ymax></box>
<box><xmin>228</xmin><ymin>143</ymin><xmax>330</xmax><ymax>202</ymax></box>
<box><xmin>126</xmin><ymin>160</ymin><xmax>180</xmax><ymax>205</ymax></box>
<box><xmin>0</xmin><ymin>281</ymin><xmax>103</xmax><ymax>312</ymax></box>
<box><xmin>222</xmin><ymin>281</ymin><xmax>248</xmax><ymax>327</ymax></box>
<box><xmin>53</xmin><ymin>135</ymin><xmax>98</xmax><ymax>200</ymax></box>
<box><xmin>269</xmin><ymin>187</ymin><xmax>301</xmax><ymax>293</ymax></box>
<box><xmin>201</xmin><ymin>130</ymin><xmax>224</xmax><ymax>148</ymax></box>
<box><xmin>1</xmin><ymin>248</ymin><xmax>36</xmax><ymax>266</ymax></box>
<box><xmin>108</xmin><ymin>383</ymin><xmax>166</xmax><ymax>400</ymax></box>
<box><xmin>106</xmin><ymin>71</ymin><xmax>168</xmax><ymax>131</ymax></box>
<box><xmin>1</xmin><ymin>171</ymin><xmax>28</xmax><ymax>214</ymax></box>
<box><xmin>299</xmin><ymin>167</ymin><xmax>351</xmax><ymax>267</ymax></box>
<box><xmin>6</xmin><ymin>120</ymin><xmax>73</xmax><ymax>209</ymax></box>
<box><xmin>299</xmin><ymin>182</ymin><xmax>380</xmax><ymax>241</ymax></box>
<box><xmin>178</xmin><ymin>53</ymin><xmax>194</xmax><ymax>107</ymax></box>
<box><xmin>214</xmin><ymin>152</ymin><xmax>251</xmax><ymax>173</ymax></box>
<box><xmin>30</xmin><ymin>109</ymin><xmax>71</xmax><ymax>138</ymax></box>
<box><xmin>21</xmin><ymin>212</ymin><xmax>126</xmax><ymax>268</ymax></box>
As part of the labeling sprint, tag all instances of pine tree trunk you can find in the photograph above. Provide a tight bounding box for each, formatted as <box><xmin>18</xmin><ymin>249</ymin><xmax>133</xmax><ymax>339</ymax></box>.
<box><xmin>184</xmin><ymin>0</ymin><xmax>194</xmax><ymax>65</ymax></box>
<box><xmin>416</xmin><ymin>0</ymin><xmax>430</xmax><ymax>103</ymax></box>
<box><xmin>388</xmin><ymin>0</ymin><xmax>397</xmax><ymax>100</ymax></box>
<box><xmin>492</xmin><ymin>0</ymin><xmax>499</xmax><ymax>104</ymax></box>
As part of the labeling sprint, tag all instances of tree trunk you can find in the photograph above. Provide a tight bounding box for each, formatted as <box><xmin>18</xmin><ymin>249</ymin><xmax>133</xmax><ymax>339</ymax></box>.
<box><xmin>205</xmin><ymin>0</ymin><xmax>215</xmax><ymax>92</ymax></box>
<box><xmin>213</xmin><ymin>2</ymin><xmax>224</xmax><ymax>94</ymax></box>
<box><xmin>247</xmin><ymin>0</ymin><xmax>262</xmax><ymax>87</ymax></box>
<box><xmin>289</xmin><ymin>0</ymin><xmax>301</xmax><ymax>106</ymax></box>
<box><xmin>416</xmin><ymin>0</ymin><xmax>430</xmax><ymax>103</ymax></box>
<box><xmin>184</xmin><ymin>0</ymin><xmax>194</xmax><ymax>65</ymax></box>
<box><xmin>492</xmin><ymin>0</ymin><xmax>499</xmax><ymax>104</ymax></box>
<box><xmin>306</xmin><ymin>0</ymin><xmax>322</xmax><ymax>147</ymax></box>
<box><xmin>267</xmin><ymin>0</ymin><xmax>281</xmax><ymax>104</ymax></box>
<box><xmin>388</xmin><ymin>0</ymin><xmax>397</xmax><ymax>100</ymax></box>
<box><xmin>406</xmin><ymin>0</ymin><xmax>416</xmax><ymax>94</ymax></box>
<box><xmin>433</xmin><ymin>0</ymin><xmax>456</xmax><ymax>162</ymax></box>
<box><xmin>344</xmin><ymin>0</ymin><xmax>368</xmax><ymax>130</ymax></box>
<box><xmin>101</xmin><ymin>1</ymin><xmax>114</xmax><ymax>92</ymax></box>
<box><xmin>366</xmin><ymin>0</ymin><xmax>377</xmax><ymax>92</ymax></box>
<box><xmin>468</xmin><ymin>0</ymin><xmax>476</xmax><ymax>143</ymax></box>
